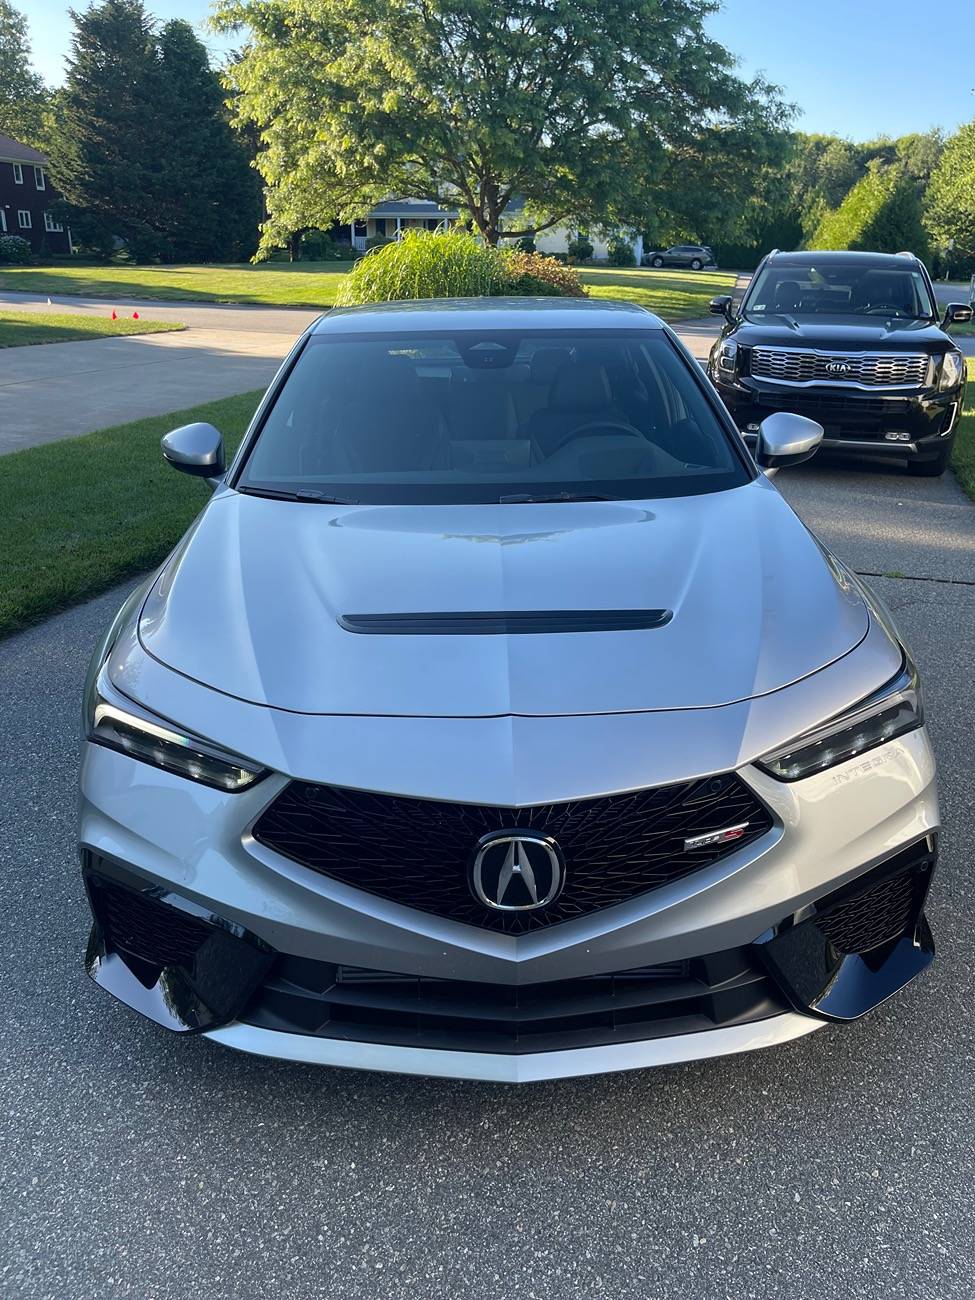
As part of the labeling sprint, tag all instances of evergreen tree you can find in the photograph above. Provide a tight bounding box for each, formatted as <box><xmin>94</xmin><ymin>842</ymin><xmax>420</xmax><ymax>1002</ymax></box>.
<box><xmin>155</xmin><ymin>20</ymin><xmax>260</xmax><ymax>261</ymax></box>
<box><xmin>51</xmin><ymin>0</ymin><xmax>260</xmax><ymax>262</ymax></box>
<box><xmin>0</xmin><ymin>0</ymin><xmax>48</xmax><ymax>147</ymax></box>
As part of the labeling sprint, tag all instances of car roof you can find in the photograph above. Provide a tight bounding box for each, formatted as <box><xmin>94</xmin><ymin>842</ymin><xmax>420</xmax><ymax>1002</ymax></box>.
<box><xmin>766</xmin><ymin>250</ymin><xmax>923</xmax><ymax>269</ymax></box>
<box><xmin>312</xmin><ymin>297</ymin><xmax>664</xmax><ymax>335</ymax></box>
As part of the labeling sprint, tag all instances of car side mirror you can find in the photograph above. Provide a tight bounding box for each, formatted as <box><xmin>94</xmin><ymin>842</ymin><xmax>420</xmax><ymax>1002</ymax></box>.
<box><xmin>161</xmin><ymin>422</ymin><xmax>225</xmax><ymax>482</ymax></box>
<box><xmin>941</xmin><ymin>302</ymin><xmax>973</xmax><ymax>330</ymax></box>
<box><xmin>755</xmin><ymin>411</ymin><xmax>823</xmax><ymax>473</ymax></box>
<box><xmin>709</xmin><ymin>295</ymin><xmax>734</xmax><ymax>321</ymax></box>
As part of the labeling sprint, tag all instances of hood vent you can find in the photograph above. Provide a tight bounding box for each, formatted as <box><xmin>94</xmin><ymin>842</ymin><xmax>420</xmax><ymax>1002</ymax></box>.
<box><xmin>338</xmin><ymin>610</ymin><xmax>673</xmax><ymax>635</ymax></box>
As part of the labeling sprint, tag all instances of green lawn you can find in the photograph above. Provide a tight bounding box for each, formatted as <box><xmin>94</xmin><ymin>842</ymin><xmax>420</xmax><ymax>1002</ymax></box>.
<box><xmin>0</xmin><ymin>262</ymin><xmax>354</xmax><ymax>307</ymax></box>
<box><xmin>0</xmin><ymin>260</ymin><xmax>734</xmax><ymax>318</ymax></box>
<box><xmin>0</xmin><ymin>309</ymin><xmax>182</xmax><ymax>347</ymax></box>
<box><xmin>581</xmin><ymin>267</ymin><xmax>735</xmax><ymax>319</ymax></box>
<box><xmin>951</xmin><ymin>357</ymin><xmax>975</xmax><ymax>501</ymax></box>
<box><xmin>0</xmin><ymin>390</ymin><xmax>262</xmax><ymax>638</ymax></box>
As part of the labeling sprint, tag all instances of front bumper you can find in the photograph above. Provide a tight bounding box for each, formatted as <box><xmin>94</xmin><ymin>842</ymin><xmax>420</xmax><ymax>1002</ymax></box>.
<box><xmin>79</xmin><ymin>718</ymin><xmax>940</xmax><ymax>1080</ymax></box>
<box><xmin>713</xmin><ymin>374</ymin><xmax>961</xmax><ymax>461</ymax></box>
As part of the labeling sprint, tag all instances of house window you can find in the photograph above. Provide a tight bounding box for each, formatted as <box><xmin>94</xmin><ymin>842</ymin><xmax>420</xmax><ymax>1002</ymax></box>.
<box><xmin>426</xmin><ymin>219</ymin><xmax>441</xmax><ymax>231</ymax></box>
<box><xmin>373</xmin><ymin>218</ymin><xmax>386</xmax><ymax>236</ymax></box>
<box><xmin>44</xmin><ymin>211</ymin><xmax>63</xmax><ymax>233</ymax></box>
<box><xmin>12</xmin><ymin>162</ymin><xmax>23</xmax><ymax>184</ymax></box>
<box><xmin>34</xmin><ymin>166</ymin><xmax>45</xmax><ymax>190</ymax></box>
<box><xmin>18</xmin><ymin>210</ymin><xmax>31</xmax><ymax>229</ymax></box>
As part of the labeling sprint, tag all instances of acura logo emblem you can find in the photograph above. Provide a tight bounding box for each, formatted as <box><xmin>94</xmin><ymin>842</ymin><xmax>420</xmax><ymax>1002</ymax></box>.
<box><xmin>471</xmin><ymin>833</ymin><xmax>565</xmax><ymax>912</ymax></box>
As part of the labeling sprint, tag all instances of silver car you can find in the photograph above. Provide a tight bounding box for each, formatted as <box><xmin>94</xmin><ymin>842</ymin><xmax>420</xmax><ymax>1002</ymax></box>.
<box><xmin>79</xmin><ymin>298</ymin><xmax>939</xmax><ymax>1083</ymax></box>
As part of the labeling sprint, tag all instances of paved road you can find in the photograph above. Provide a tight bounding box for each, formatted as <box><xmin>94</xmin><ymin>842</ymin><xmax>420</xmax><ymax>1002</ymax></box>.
<box><xmin>1</xmin><ymin>455</ymin><xmax>973</xmax><ymax>1298</ymax></box>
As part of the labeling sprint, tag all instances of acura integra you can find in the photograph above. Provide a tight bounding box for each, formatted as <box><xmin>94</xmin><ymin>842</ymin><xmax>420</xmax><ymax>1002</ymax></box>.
<box><xmin>79</xmin><ymin>299</ymin><xmax>939</xmax><ymax>1082</ymax></box>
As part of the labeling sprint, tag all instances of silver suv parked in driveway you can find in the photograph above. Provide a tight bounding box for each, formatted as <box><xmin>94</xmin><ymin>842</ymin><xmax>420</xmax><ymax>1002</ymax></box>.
<box><xmin>643</xmin><ymin>244</ymin><xmax>717</xmax><ymax>269</ymax></box>
<box><xmin>79</xmin><ymin>298</ymin><xmax>939</xmax><ymax>1082</ymax></box>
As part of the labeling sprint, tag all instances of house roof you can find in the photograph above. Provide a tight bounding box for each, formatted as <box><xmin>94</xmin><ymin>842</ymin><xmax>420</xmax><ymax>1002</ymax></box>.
<box><xmin>367</xmin><ymin>199</ymin><xmax>458</xmax><ymax>219</ymax></box>
<box><xmin>0</xmin><ymin>134</ymin><xmax>47</xmax><ymax>165</ymax></box>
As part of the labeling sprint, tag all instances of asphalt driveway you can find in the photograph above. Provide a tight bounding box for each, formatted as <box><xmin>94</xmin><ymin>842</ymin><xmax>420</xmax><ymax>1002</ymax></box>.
<box><xmin>2</xmin><ymin>460</ymin><xmax>974</xmax><ymax>1299</ymax></box>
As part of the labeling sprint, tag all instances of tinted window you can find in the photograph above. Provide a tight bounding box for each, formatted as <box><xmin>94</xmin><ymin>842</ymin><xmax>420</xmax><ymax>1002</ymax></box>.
<box><xmin>745</xmin><ymin>260</ymin><xmax>935</xmax><ymax>320</ymax></box>
<box><xmin>238</xmin><ymin>330</ymin><xmax>748</xmax><ymax>504</ymax></box>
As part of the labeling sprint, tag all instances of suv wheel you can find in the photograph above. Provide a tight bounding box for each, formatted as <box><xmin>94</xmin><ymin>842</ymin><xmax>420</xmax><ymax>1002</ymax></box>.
<box><xmin>907</xmin><ymin>442</ymin><xmax>953</xmax><ymax>477</ymax></box>
<box><xmin>651</xmin><ymin>256</ymin><xmax>664</xmax><ymax>268</ymax></box>
<box><xmin>690</xmin><ymin>258</ymin><xmax>703</xmax><ymax>270</ymax></box>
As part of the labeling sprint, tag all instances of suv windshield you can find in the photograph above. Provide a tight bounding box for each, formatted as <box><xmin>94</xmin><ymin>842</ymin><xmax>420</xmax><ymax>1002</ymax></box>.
<box><xmin>237</xmin><ymin>330</ymin><xmax>749</xmax><ymax>504</ymax></box>
<box><xmin>744</xmin><ymin>259</ymin><xmax>936</xmax><ymax>321</ymax></box>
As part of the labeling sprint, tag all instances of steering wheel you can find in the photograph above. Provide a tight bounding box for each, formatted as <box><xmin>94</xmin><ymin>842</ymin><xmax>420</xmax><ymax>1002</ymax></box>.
<box><xmin>859</xmin><ymin>304</ymin><xmax>907</xmax><ymax>315</ymax></box>
<box><xmin>545</xmin><ymin>419</ymin><xmax>645</xmax><ymax>456</ymax></box>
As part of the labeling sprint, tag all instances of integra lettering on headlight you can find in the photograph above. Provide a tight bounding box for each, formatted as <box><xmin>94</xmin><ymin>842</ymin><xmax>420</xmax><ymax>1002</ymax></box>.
<box><xmin>758</xmin><ymin>656</ymin><xmax>923</xmax><ymax>781</ymax></box>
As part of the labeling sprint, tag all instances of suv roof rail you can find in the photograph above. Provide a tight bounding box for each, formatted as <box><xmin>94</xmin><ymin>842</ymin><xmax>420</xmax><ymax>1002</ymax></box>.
<box><xmin>768</xmin><ymin>248</ymin><xmax>779</xmax><ymax>258</ymax></box>
<box><xmin>895</xmin><ymin>250</ymin><xmax>915</xmax><ymax>258</ymax></box>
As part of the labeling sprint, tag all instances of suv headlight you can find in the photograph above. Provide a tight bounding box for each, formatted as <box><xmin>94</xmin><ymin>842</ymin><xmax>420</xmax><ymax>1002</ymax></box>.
<box><xmin>938</xmin><ymin>350</ymin><xmax>963</xmax><ymax>391</ymax></box>
<box><xmin>86</xmin><ymin>666</ymin><xmax>266</xmax><ymax>792</ymax></box>
<box><xmin>757</xmin><ymin>657</ymin><xmax>923</xmax><ymax>782</ymax></box>
<box><xmin>716</xmin><ymin>340</ymin><xmax>738</xmax><ymax>375</ymax></box>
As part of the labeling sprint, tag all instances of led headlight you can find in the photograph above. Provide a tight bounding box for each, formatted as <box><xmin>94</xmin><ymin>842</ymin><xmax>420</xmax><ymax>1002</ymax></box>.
<box><xmin>86</xmin><ymin>666</ymin><xmax>266</xmax><ymax>792</ymax></box>
<box><xmin>757</xmin><ymin>657</ymin><xmax>923</xmax><ymax>782</ymax></box>
<box><xmin>717</xmin><ymin>340</ymin><xmax>738</xmax><ymax>374</ymax></box>
<box><xmin>938</xmin><ymin>350</ymin><xmax>963</xmax><ymax>391</ymax></box>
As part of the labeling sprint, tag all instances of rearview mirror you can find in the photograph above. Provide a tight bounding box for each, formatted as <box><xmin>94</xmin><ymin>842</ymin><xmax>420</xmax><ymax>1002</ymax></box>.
<box><xmin>755</xmin><ymin>412</ymin><xmax>823</xmax><ymax>472</ymax></box>
<box><xmin>161</xmin><ymin>422</ymin><xmax>225</xmax><ymax>481</ymax></box>
<box><xmin>708</xmin><ymin>295</ymin><xmax>733</xmax><ymax>321</ymax></box>
<box><xmin>941</xmin><ymin>302</ymin><xmax>973</xmax><ymax>330</ymax></box>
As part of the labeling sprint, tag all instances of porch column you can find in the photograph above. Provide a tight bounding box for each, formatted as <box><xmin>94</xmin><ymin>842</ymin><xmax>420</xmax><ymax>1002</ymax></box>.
<box><xmin>396</xmin><ymin>216</ymin><xmax>402</xmax><ymax>239</ymax></box>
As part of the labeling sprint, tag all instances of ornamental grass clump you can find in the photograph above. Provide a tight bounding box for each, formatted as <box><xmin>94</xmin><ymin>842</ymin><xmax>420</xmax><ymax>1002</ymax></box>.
<box><xmin>334</xmin><ymin>228</ymin><xmax>588</xmax><ymax>304</ymax></box>
<box><xmin>335</xmin><ymin>229</ymin><xmax>508</xmax><ymax>305</ymax></box>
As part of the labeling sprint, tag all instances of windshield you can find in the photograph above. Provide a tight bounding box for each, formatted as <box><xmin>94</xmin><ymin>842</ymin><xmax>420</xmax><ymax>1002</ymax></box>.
<box><xmin>237</xmin><ymin>330</ymin><xmax>748</xmax><ymax>504</ymax></box>
<box><xmin>744</xmin><ymin>260</ymin><xmax>936</xmax><ymax>321</ymax></box>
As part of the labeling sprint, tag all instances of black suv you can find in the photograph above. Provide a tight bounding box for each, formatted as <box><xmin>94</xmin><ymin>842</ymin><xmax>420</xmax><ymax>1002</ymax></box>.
<box><xmin>707</xmin><ymin>250</ymin><xmax>971</xmax><ymax>475</ymax></box>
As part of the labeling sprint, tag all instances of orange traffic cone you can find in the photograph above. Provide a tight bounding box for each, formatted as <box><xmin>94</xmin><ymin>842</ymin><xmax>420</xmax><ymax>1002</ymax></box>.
<box><xmin>111</xmin><ymin>310</ymin><xmax>117</xmax><ymax>320</ymax></box>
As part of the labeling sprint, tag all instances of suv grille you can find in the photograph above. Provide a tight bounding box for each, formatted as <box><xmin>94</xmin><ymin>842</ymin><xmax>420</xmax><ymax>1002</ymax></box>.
<box><xmin>751</xmin><ymin>347</ymin><xmax>930</xmax><ymax>388</ymax></box>
<box><xmin>252</xmin><ymin>775</ymin><xmax>774</xmax><ymax>934</ymax></box>
<box><xmin>243</xmin><ymin>948</ymin><xmax>787</xmax><ymax>1054</ymax></box>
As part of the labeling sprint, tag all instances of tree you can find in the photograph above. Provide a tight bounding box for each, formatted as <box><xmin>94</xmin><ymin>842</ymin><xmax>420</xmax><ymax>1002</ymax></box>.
<box><xmin>51</xmin><ymin>0</ymin><xmax>261</xmax><ymax>262</ymax></box>
<box><xmin>925</xmin><ymin>122</ymin><xmax>975</xmax><ymax>277</ymax></box>
<box><xmin>213</xmin><ymin>0</ymin><xmax>791</xmax><ymax>253</ymax></box>
<box><xmin>0</xmin><ymin>0</ymin><xmax>47</xmax><ymax>147</ymax></box>
<box><xmin>155</xmin><ymin>20</ymin><xmax>261</xmax><ymax>261</ymax></box>
<box><xmin>813</xmin><ymin>163</ymin><xmax>928</xmax><ymax>256</ymax></box>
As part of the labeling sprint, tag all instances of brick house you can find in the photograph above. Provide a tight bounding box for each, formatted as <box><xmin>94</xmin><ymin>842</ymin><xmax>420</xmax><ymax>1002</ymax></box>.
<box><xmin>0</xmin><ymin>134</ymin><xmax>72</xmax><ymax>255</ymax></box>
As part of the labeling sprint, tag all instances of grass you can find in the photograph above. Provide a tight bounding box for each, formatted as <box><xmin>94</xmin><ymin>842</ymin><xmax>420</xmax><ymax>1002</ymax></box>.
<box><xmin>580</xmin><ymin>267</ymin><xmax>735</xmax><ymax>319</ymax></box>
<box><xmin>951</xmin><ymin>357</ymin><xmax>975</xmax><ymax>501</ymax></box>
<box><xmin>0</xmin><ymin>260</ymin><xmax>734</xmax><ymax>319</ymax></box>
<box><xmin>0</xmin><ymin>390</ymin><xmax>262</xmax><ymax>638</ymax></box>
<box><xmin>0</xmin><ymin>261</ymin><xmax>354</xmax><ymax>307</ymax></box>
<box><xmin>0</xmin><ymin>309</ymin><xmax>182</xmax><ymax>347</ymax></box>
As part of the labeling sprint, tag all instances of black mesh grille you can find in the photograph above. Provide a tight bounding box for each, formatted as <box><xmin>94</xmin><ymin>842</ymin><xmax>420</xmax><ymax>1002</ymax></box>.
<box><xmin>816</xmin><ymin>868</ymin><xmax>925</xmax><ymax>955</ymax></box>
<box><xmin>243</xmin><ymin>948</ymin><xmax>786</xmax><ymax>1053</ymax></box>
<box><xmin>95</xmin><ymin>877</ymin><xmax>211</xmax><ymax>966</ymax></box>
<box><xmin>252</xmin><ymin>774</ymin><xmax>774</xmax><ymax>934</ymax></box>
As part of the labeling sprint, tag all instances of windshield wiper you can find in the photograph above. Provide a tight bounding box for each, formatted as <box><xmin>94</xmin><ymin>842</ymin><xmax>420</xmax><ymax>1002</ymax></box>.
<box><xmin>237</xmin><ymin>485</ymin><xmax>357</xmax><ymax>505</ymax></box>
<box><xmin>498</xmin><ymin>491</ymin><xmax>621</xmax><ymax>503</ymax></box>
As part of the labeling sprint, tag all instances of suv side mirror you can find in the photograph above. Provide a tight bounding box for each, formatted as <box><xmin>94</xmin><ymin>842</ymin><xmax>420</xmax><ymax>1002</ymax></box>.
<box><xmin>161</xmin><ymin>422</ymin><xmax>225</xmax><ymax>481</ymax></box>
<box><xmin>755</xmin><ymin>412</ymin><xmax>823</xmax><ymax>472</ymax></box>
<box><xmin>709</xmin><ymin>295</ymin><xmax>734</xmax><ymax>321</ymax></box>
<box><xmin>941</xmin><ymin>302</ymin><xmax>973</xmax><ymax>330</ymax></box>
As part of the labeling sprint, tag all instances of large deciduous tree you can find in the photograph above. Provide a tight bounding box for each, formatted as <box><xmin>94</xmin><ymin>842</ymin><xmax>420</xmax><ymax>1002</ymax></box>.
<box><xmin>0</xmin><ymin>0</ymin><xmax>48</xmax><ymax>147</ymax></box>
<box><xmin>213</xmin><ymin>0</ymin><xmax>791</xmax><ymax>253</ymax></box>
<box><xmin>925</xmin><ymin>122</ymin><xmax>975</xmax><ymax>275</ymax></box>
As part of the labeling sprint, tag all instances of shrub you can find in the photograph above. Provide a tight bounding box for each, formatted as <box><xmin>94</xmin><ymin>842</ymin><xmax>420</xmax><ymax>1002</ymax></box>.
<box><xmin>607</xmin><ymin>237</ymin><xmax>636</xmax><ymax>267</ymax></box>
<box><xmin>300</xmin><ymin>229</ymin><xmax>353</xmax><ymax>261</ymax></box>
<box><xmin>516</xmin><ymin>235</ymin><xmax>536</xmax><ymax>253</ymax></box>
<box><xmin>0</xmin><ymin>235</ymin><xmax>31</xmax><ymax>265</ymax></box>
<box><xmin>500</xmin><ymin>250</ymin><xmax>589</xmax><ymax>297</ymax></box>
<box><xmin>335</xmin><ymin>229</ymin><xmax>509</xmax><ymax>304</ymax></box>
<box><xmin>813</xmin><ymin>164</ymin><xmax>928</xmax><ymax>257</ymax></box>
<box><xmin>566</xmin><ymin>234</ymin><xmax>594</xmax><ymax>262</ymax></box>
<box><xmin>365</xmin><ymin>234</ymin><xmax>394</xmax><ymax>251</ymax></box>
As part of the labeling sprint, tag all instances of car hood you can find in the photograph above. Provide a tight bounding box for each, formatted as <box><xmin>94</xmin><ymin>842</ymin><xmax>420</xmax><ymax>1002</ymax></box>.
<box><xmin>138</xmin><ymin>480</ymin><xmax>869</xmax><ymax>718</ymax></box>
<box><xmin>733</xmin><ymin>313</ymin><xmax>948</xmax><ymax>353</ymax></box>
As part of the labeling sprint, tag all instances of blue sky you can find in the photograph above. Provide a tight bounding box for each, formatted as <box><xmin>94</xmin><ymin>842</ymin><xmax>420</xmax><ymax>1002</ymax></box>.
<box><xmin>25</xmin><ymin>0</ymin><xmax>975</xmax><ymax>141</ymax></box>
